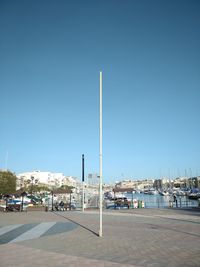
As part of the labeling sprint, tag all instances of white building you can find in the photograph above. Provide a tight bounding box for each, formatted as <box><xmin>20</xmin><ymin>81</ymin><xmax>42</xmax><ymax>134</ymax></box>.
<box><xmin>16</xmin><ymin>170</ymin><xmax>77</xmax><ymax>190</ymax></box>
<box><xmin>62</xmin><ymin>176</ymin><xmax>79</xmax><ymax>188</ymax></box>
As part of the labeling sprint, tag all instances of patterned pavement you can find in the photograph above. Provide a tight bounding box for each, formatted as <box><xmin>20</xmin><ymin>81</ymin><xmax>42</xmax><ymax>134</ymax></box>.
<box><xmin>0</xmin><ymin>208</ymin><xmax>199</xmax><ymax>267</ymax></box>
<box><xmin>0</xmin><ymin>222</ymin><xmax>77</xmax><ymax>244</ymax></box>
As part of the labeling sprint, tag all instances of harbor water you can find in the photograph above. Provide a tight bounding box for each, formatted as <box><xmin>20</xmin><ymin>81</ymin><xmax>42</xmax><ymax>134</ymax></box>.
<box><xmin>124</xmin><ymin>192</ymin><xmax>199</xmax><ymax>208</ymax></box>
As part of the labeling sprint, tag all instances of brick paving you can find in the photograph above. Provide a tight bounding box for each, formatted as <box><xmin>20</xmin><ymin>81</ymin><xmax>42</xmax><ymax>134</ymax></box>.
<box><xmin>0</xmin><ymin>208</ymin><xmax>199</xmax><ymax>267</ymax></box>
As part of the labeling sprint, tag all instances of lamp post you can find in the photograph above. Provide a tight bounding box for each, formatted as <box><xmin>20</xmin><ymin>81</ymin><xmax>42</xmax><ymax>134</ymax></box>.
<box><xmin>21</xmin><ymin>191</ymin><xmax>27</xmax><ymax>212</ymax></box>
<box><xmin>82</xmin><ymin>154</ymin><xmax>85</xmax><ymax>212</ymax></box>
<box><xmin>51</xmin><ymin>191</ymin><xmax>54</xmax><ymax>211</ymax></box>
<box><xmin>5</xmin><ymin>194</ymin><xmax>9</xmax><ymax>212</ymax></box>
<box><xmin>99</xmin><ymin>71</ymin><xmax>103</xmax><ymax>237</ymax></box>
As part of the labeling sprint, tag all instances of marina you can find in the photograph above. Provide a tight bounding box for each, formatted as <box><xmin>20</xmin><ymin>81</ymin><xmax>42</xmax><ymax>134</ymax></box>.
<box><xmin>1</xmin><ymin>189</ymin><xmax>199</xmax><ymax>212</ymax></box>
<box><xmin>124</xmin><ymin>192</ymin><xmax>199</xmax><ymax>209</ymax></box>
<box><xmin>103</xmin><ymin>191</ymin><xmax>199</xmax><ymax>210</ymax></box>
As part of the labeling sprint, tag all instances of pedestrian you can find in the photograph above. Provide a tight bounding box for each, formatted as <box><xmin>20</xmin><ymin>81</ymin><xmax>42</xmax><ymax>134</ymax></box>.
<box><xmin>59</xmin><ymin>201</ymin><xmax>64</xmax><ymax>211</ymax></box>
<box><xmin>173</xmin><ymin>194</ymin><xmax>178</xmax><ymax>207</ymax></box>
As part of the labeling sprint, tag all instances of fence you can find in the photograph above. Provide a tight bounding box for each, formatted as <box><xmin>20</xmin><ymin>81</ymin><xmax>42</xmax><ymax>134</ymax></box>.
<box><xmin>85</xmin><ymin>196</ymin><xmax>199</xmax><ymax>209</ymax></box>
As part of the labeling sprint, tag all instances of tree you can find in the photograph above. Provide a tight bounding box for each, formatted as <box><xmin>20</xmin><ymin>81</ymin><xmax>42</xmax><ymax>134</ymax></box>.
<box><xmin>60</xmin><ymin>185</ymin><xmax>74</xmax><ymax>191</ymax></box>
<box><xmin>0</xmin><ymin>171</ymin><xmax>17</xmax><ymax>194</ymax></box>
<box><xmin>27</xmin><ymin>184</ymin><xmax>51</xmax><ymax>194</ymax></box>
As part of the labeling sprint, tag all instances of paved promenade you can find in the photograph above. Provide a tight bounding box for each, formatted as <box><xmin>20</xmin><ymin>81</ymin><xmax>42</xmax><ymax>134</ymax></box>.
<box><xmin>0</xmin><ymin>208</ymin><xmax>199</xmax><ymax>267</ymax></box>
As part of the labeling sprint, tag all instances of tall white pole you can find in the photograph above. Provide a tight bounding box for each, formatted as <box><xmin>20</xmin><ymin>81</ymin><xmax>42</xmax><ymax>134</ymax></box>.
<box><xmin>99</xmin><ymin>71</ymin><xmax>103</xmax><ymax>237</ymax></box>
<box><xmin>82</xmin><ymin>154</ymin><xmax>85</xmax><ymax>212</ymax></box>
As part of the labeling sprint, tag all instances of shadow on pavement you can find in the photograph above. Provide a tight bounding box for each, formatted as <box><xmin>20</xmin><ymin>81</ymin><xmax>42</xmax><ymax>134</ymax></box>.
<box><xmin>52</xmin><ymin>211</ymin><xmax>99</xmax><ymax>237</ymax></box>
<box><xmin>146</xmin><ymin>223</ymin><xmax>200</xmax><ymax>238</ymax></box>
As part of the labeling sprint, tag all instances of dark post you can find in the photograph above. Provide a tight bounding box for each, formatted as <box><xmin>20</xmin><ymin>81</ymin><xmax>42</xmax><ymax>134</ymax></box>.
<box><xmin>70</xmin><ymin>192</ymin><xmax>72</xmax><ymax>210</ymax></box>
<box><xmin>157</xmin><ymin>198</ymin><xmax>160</xmax><ymax>208</ymax></box>
<box><xmin>21</xmin><ymin>191</ymin><xmax>27</xmax><ymax>212</ymax></box>
<box><xmin>5</xmin><ymin>195</ymin><xmax>9</xmax><ymax>211</ymax></box>
<box><xmin>82</xmin><ymin>154</ymin><xmax>84</xmax><ymax>182</ymax></box>
<box><xmin>21</xmin><ymin>194</ymin><xmax>24</xmax><ymax>212</ymax></box>
<box><xmin>51</xmin><ymin>191</ymin><xmax>54</xmax><ymax>211</ymax></box>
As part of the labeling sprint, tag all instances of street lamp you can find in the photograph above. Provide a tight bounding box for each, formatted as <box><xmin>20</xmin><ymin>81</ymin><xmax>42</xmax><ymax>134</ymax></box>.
<box><xmin>51</xmin><ymin>191</ymin><xmax>54</xmax><ymax>211</ymax></box>
<box><xmin>21</xmin><ymin>191</ymin><xmax>27</xmax><ymax>212</ymax></box>
<box><xmin>82</xmin><ymin>154</ymin><xmax>85</xmax><ymax>212</ymax></box>
<box><xmin>99</xmin><ymin>71</ymin><xmax>103</xmax><ymax>237</ymax></box>
<box><xmin>5</xmin><ymin>194</ymin><xmax>10</xmax><ymax>211</ymax></box>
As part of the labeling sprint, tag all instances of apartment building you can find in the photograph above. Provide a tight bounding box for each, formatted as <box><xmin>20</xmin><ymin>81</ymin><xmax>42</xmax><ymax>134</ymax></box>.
<box><xmin>16</xmin><ymin>170</ymin><xmax>77</xmax><ymax>190</ymax></box>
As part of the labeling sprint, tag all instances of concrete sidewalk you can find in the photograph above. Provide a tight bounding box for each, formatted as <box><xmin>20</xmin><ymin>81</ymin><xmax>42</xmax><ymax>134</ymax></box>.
<box><xmin>0</xmin><ymin>208</ymin><xmax>199</xmax><ymax>267</ymax></box>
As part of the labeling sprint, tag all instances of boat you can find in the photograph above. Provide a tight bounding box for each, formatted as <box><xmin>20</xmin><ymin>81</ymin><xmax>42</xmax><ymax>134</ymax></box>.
<box><xmin>188</xmin><ymin>189</ymin><xmax>200</xmax><ymax>200</ymax></box>
<box><xmin>147</xmin><ymin>188</ymin><xmax>158</xmax><ymax>195</ymax></box>
<box><xmin>159</xmin><ymin>190</ymin><xmax>169</xmax><ymax>196</ymax></box>
<box><xmin>104</xmin><ymin>191</ymin><xmax>126</xmax><ymax>200</ymax></box>
<box><xmin>188</xmin><ymin>193</ymin><xmax>199</xmax><ymax>200</ymax></box>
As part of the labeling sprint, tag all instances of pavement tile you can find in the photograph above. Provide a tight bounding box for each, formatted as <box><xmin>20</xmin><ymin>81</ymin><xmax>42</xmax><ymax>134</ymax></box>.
<box><xmin>0</xmin><ymin>208</ymin><xmax>199</xmax><ymax>267</ymax></box>
<box><xmin>0</xmin><ymin>243</ymin><xmax>139</xmax><ymax>267</ymax></box>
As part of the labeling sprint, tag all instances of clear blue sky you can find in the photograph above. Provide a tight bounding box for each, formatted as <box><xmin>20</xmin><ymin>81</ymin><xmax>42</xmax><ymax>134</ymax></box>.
<box><xmin>1</xmin><ymin>0</ymin><xmax>200</xmax><ymax>182</ymax></box>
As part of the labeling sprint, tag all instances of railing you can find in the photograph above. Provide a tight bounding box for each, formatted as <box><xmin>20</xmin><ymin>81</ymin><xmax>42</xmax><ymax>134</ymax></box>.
<box><xmin>103</xmin><ymin>198</ymin><xmax>199</xmax><ymax>209</ymax></box>
<box><xmin>45</xmin><ymin>196</ymin><xmax>200</xmax><ymax>211</ymax></box>
<box><xmin>143</xmin><ymin>199</ymin><xmax>199</xmax><ymax>209</ymax></box>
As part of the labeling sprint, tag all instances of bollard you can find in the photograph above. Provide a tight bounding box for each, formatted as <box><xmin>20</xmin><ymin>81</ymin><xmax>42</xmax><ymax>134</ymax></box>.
<box><xmin>157</xmin><ymin>199</ymin><xmax>160</xmax><ymax>208</ymax></box>
<box><xmin>142</xmin><ymin>201</ymin><xmax>145</xmax><ymax>208</ymax></box>
<box><xmin>169</xmin><ymin>200</ymin><xmax>173</xmax><ymax>208</ymax></box>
